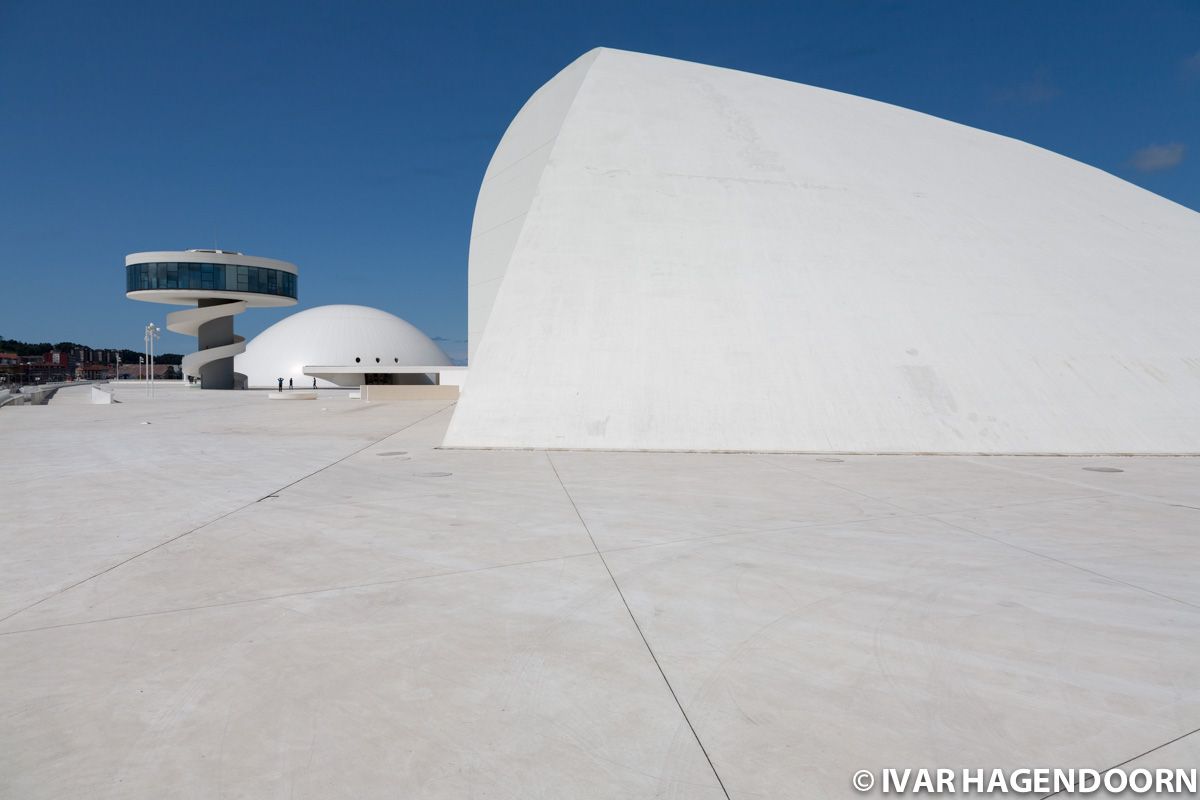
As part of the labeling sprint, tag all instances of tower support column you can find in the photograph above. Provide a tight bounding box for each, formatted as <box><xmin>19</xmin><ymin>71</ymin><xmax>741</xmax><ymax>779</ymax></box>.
<box><xmin>197</xmin><ymin>298</ymin><xmax>237</xmax><ymax>389</ymax></box>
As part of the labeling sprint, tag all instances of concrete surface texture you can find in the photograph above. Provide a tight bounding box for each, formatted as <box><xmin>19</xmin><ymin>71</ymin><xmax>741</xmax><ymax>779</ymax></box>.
<box><xmin>359</xmin><ymin>384</ymin><xmax>460</xmax><ymax>401</ymax></box>
<box><xmin>447</xmin><ymin>48</ymin><xmax>1200</xmax><ymax>453</ymax></box>
<box><xmin>2</xmin><ymin>388</ymin><xmax>1198</xmax><ymax>798</ymax></box>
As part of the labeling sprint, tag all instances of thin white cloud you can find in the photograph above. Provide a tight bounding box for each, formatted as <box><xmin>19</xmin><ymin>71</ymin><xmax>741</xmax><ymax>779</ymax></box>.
<box><xmin>993</xmin><ymin>72</ymin><xmax>1060</xmax><ymax>106</ymax></box>
<box><xmin>1182</xmin><ymin>50</ymin><xmax>1200</xmax><ymax>78</ymax></box>
<box><xmin>1130</xmin><ymin>143</ymin><xmax>1186</xmax><ymax>173</ymax></box>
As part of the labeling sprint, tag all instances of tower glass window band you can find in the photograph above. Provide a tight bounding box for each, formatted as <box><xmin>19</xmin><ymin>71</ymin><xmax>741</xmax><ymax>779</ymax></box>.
<box><xmin>126</xmin><ymin>262</ymin><xmax>297</xmax><ymax>299</ymax></box>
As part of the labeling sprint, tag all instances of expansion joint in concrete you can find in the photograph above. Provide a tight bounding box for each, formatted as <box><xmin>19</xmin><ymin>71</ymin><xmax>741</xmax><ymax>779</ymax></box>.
<box><xmin>546</xmin><ymin>452</ymin><xmax>733</xmax><ymax>800</ymax></box>
<box><xmin>0</xmin><ymin>403</ymin><xmax>457</xmax><ymax>628</ymax></box>
<box><xmin>1042</xmin><ymin>724</ymin><xmax>1200</xmax><ymax>800</ymax></box>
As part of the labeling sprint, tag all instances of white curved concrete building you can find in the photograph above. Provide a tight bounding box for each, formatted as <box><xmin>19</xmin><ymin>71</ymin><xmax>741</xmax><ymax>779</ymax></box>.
<box><xmin>445</xmin><ymin>48</ymin><xmax>1200</xmax><ymax>454</ymax></box>
<box><xmin>125</xmin><ymin>250</ymin><xmax>298</xmax><ymax>389</ymax></box>
<box><xmin>235</xmin><ymin>304</ymin><xmax>451</xmax><ymax>388</ymax></box>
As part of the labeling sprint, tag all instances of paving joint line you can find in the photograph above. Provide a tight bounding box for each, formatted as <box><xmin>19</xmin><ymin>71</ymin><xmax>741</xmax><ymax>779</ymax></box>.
<box><xmin>586</xmin><ymin>494</ymin><xmax>1108</xmax><ymax>560</ymax></box>
<box><xmin>1040</xmin><ymin>725</ymin><xmax>1200</xmax><ymax>799</ymax></box>
<box><xmin>256</xmin><ymin>404</ymin><xmax>454</xmax><ymax>501</ymax></box>
<box><xmin>0</xmin><ymin>403</ymin><xmax>455</xmax><ymax>626</ymax></box>
<box><xmin>0</xmin><ymin>548</ymin><xmax>601</xmax><ymax>637</ymax></box>
<box><xmin>753</xmin><ymin>454</ymin><xmax>1199</xmax><ymax>610</ymax></box>
<box><xmin>965</xmin><ymin>456</ymin><xmax>1200</xmax><ymax>513</ymax></box>
<box><xmin>930</xmin><ymin>514</ymin><xmax>1199</xmax><ymax>610</ymax></box>
<box><xmin>546</xmin><ymin>452</ymin><xmax>733</xmax><ymax>800</ymax></box>
<box><xmin>14</xmin><ymin>487</ymin><xmax>1122</xmax><ymax>633</ymax></box>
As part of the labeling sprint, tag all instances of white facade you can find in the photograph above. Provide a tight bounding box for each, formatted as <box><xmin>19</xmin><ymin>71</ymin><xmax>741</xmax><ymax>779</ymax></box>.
<box><xmin>444</xmin><ymin>48</ymin><xmax>1200</xmax><ymax>454</ymax></box>
<box><xmin>235</xmin><ymin>305</ymin><xmax>451</xmax><ymax>388</ymax></box>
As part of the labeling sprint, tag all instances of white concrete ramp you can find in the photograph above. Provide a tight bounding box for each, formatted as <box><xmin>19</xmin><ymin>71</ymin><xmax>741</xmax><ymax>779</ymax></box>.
<box><xmin>166</xmin><ymin>299</ymin><xmax>248</xmax><ymax>381</ymax></box>
<box><xmin>45</xmin><ymin>384</ymin><xmax>93</xmax><ymax>406</ymax></box>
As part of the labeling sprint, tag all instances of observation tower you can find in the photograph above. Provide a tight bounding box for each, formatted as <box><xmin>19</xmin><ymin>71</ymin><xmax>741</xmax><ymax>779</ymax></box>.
<box><xmin>124</xmin><ymin>250</ymin><xmax>298</xmax><ymax>389</ymax></box>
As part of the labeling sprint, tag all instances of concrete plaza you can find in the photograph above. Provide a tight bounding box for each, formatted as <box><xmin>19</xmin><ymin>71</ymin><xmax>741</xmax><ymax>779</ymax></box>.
<box><xmin>1</xmin><ymin>385</ymin><xmax>1197</xmax><ymax>798</ymax></box>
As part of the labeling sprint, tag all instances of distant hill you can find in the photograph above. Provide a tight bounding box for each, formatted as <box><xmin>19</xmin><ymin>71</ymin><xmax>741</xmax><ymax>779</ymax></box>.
<box><xmin>0</xmin><ymin>336</ymin><xmax>184</xmax><ymax>365</ymax></box>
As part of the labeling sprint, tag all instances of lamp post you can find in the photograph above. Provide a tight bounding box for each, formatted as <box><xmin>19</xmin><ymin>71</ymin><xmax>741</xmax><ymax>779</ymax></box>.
<box><xmin>144</xmin><ymin>323</ymin><xmax>160</xmax><ymax>398</ymax></box>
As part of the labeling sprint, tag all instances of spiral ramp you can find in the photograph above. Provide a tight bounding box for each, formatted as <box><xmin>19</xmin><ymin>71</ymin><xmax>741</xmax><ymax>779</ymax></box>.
<box><xmin>167</xmin><ymin>300</ymin><xmax>248</xmax><ymax>385</ymax></box>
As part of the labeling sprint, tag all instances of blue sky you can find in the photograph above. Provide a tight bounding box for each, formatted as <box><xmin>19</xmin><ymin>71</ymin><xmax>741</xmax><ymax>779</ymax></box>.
<box><xmin>1</xmin><ymin>1</ymin><xmax>1196</xmax><ymax>360</ymax></box>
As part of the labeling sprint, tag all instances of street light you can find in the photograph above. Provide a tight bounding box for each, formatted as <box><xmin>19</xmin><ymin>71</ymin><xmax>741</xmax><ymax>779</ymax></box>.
<box><xmin>144</xmin><ymin>323</ymin><xmax>160</xmax><ymax>398</ymax></box>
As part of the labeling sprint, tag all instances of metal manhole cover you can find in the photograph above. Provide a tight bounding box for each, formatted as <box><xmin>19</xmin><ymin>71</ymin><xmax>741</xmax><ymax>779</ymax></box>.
<box><xmin>1082</xmin><ymin>466</ymin><xmax>1124</xmax><ymax>473</ymax></box>
<box><xmin>415</xmin><ymin>471</ymin><xmax>453</xmax><ymax>478</ymax></box>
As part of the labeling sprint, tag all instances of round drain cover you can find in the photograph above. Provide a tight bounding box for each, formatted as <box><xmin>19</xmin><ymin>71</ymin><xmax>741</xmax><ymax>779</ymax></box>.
<box><xmin>1083</xmin><ymin>466</ymin><xmax>1124</xmax><ymax>473</ymax></box>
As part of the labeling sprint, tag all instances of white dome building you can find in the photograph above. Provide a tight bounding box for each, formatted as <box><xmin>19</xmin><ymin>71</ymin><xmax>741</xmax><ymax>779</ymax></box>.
<box><xmin>235</xmin><ymin>305</ymin><xmax>452</xmax><ymax>388</ymax></box>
